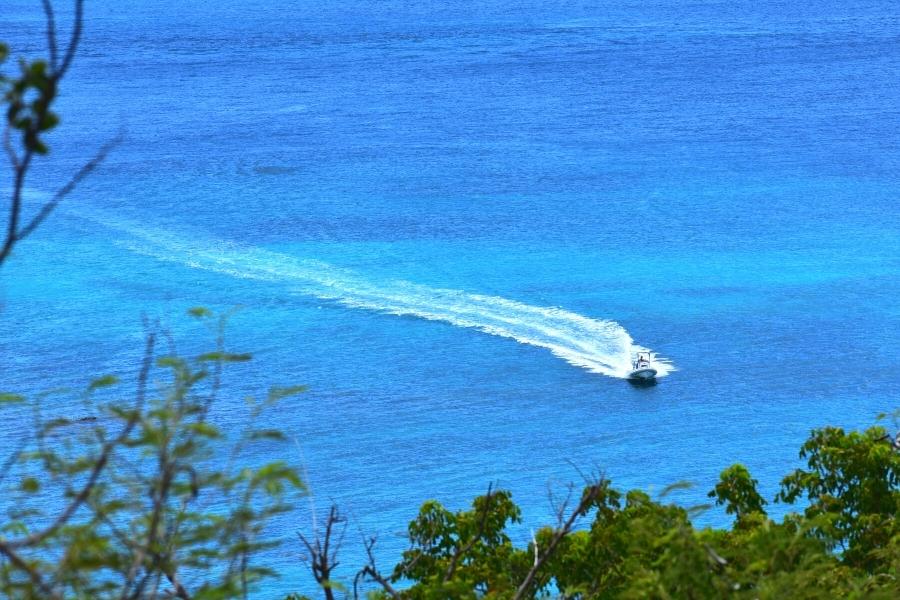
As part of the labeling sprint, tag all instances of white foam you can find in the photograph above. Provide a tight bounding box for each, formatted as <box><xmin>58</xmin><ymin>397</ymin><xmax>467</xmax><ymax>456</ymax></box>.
<box><xmin>101</xmin><ymin>214</ymin><xmax>673</xmax><ymax>379</ymax></box>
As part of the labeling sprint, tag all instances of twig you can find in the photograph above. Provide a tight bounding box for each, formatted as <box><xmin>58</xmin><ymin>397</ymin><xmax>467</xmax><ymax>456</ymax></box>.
<box><xmin>3</xmin><ymin>331</ymin><xmax>155</xmax><ymax>550</ymax></box>
<box><xmin>547</xmin><ymin>482</ymin><xmax>574</xmax><ymax>529</ymax></box>
<box><xmin>16</xmin><ymin>132</ymin><xmax>123</xmax><ymax>242</ymax></box>
<box><xmin>2</xmin><ymin>0</ymin><xmax>116</xmax><ymax>270</ymax></box>
<box><xmin>299</xmin><ymin>504</ymin><xmax>346</xmax><ymax>600</ymax></box>
<box><xmin>444</xmin><ymin>483</ymin><xmax>494</xmax><ymax>581</ymax></box>
<box><xmin>354</xmin><ymin>536</ymin><xmax>400</xmax><ymax>600</ymax></box>
<box><xmin>40</xmin><ymin>0</ymin><xmax>59</xmax><ymax>71</ymax></box>
<box><xmin>0</xmin><ymin>541</ymin><xmax>60</xmax><ymax>599</ymax></box>
<box><xmin>0</xmin><ymin>435</ymin><xmax>30</xmax><ymax>487</ymax></box>
<box><xmin>57</xmin><ymin>0</ymin><xmax>84</xmax><ymax>78</ymax></box>
<box><xmin>1</xmin><ymin>156</ymin><xmax>31</xmax><ymax>265</ymax></box>
<box><xmin>512</xmin><ymin>482</ymin><xmax>604</xmax><ymax>600</ymax></box>
<box><xmin>163</xmin><ymin>570</ymin><xmax>191</xmax><ymax>600</ymax></box>
<box><xmin>2</xmin><ymin>125</ymin><xmax>17</xmax><ymax>169</ymax></box>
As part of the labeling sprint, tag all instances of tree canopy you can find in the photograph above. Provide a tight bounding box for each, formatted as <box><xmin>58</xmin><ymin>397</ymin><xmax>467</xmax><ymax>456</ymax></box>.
<box><xmin>340</xmin><ymin>423</ymin><xmax>900</xmax><ymax>599</ymax></box>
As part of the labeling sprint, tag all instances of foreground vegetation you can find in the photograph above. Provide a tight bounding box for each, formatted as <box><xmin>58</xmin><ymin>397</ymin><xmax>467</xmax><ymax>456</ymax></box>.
<box><xmin>318</xmin><ymin>422</ymin><xmax>899</xmax><ymax>599</ymax></box>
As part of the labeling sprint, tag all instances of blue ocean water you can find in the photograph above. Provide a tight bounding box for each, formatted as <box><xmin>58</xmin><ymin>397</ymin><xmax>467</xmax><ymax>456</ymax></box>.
<box><xmin>2</xmin><ymin>0</ymin><xmax>900</xmax><ymax>594</ymax></box>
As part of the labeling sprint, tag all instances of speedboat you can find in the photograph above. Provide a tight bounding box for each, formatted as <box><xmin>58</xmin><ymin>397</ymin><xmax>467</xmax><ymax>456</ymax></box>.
<box><xmin>628</xmin><ymin>351</ymin><xmax>657</xmax><ymax>380</ymax></box>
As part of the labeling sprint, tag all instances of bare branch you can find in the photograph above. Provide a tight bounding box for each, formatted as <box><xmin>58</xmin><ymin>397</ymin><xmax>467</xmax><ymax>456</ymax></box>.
<box><xmin>1</xmin><ymin>158</ymin><xmax>31</xmax><ymax>266</ymax></box>
<box><xmin>299</xmin><ymin>504</ymin><xmax>347</xmax><ymax>600</ymax></box>
<box><xmin>354</xmin><ymin>535</ymin><xmax>400</xmax><ymax>600</ymax></box>
<box><xmin>2</xmin><ymin>125</ymin><xmax>17</xmax><ymax>169</ymax></box>
<box><xmin>150</xmin><ymin>569</ymin><xmax>163</xmax><ymax>600</ymax></box>
<box><xmin>16</xmin><ymin>131</ymin><xmax>122</xmax><ymax>241</ymax></box>
<box><xmin>41</xmin><ymin>0</ymin><xmax>59</xmax><ymax>71</ymax></box>
<box><xmin>199</xmin><ymin>312</ymin><xmax>227</xmax><ymax>421</ymax></box>
<box><xmin>547</xmin><ymin>482</ymin><xmax>574</xmax><ymax>529</ymax></box>
<box><xmin>57</xmin><ymin>0</ymin><xmax>84</xmax><ymax>78</ymax></box>
<box><xmin>149</xmin><ymin>498</ymin><xmax>193</xmax><ymax>600</ymax></box>
<box><xmin>512</xmin><ymin>482</ymin><xmax>604</xmax><ymax>600</ymax></box>
<box><xmin>108</xmin><ymin>511</ymin><xmax>149</xmax><ymax>600</ymax></box>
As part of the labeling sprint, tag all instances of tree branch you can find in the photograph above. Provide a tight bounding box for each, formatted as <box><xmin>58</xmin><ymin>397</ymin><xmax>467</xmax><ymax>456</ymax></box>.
<box><xmin>3</xmin><ymin>330</ymin><xmax>155</xmax><ymax>550</ymax></box>
<box><xmin>41</xmin><ymin>0</ymin><xmax>59</xmax><ymax>71</ymax></box>
<box><xmin>163</xmin><ymin>570</ymin><xmax>191</xmax><ymax>600</ymax></box>
<box><xmin>57</xmin><ymin>0</ymin><xmax>84</xmax><ymax>78</ymax></box>
<box><xmin>0</xmin><ymin>540</ymin><xmax>60</xmax><ymax>599</ymax></box>
<box><xmin>2</xmin><ymin>125</ymin><xmax>17</xmax><ymax>169</ymax></box>
<box><xmin>299</xmin><ymin>503</ymin><xmax>346</xmax><ymax>600</ymax></box>
<box><xmin>512</xmin><ymin>482</ymin><xmax>603</xmax><ymax>600</ymax></box>
<box><xmin>16</xmin><ymin>131</ymin><xmax>123</xmax><ymax>242</ymax></box>
<box><xmin>1</xmin><ymin>157</ymin><xmax>31</xmax><ymax>266</ymax></box>
<box><xmin>2</xmin><ymin>0</ymin><xmax>116</xmax><ymax>270</ymax></box>
<box><xmin>445</xmin><ymin>483</ymin><xmax>493</xmax><ymax>581</ymax></box>
<box><xmin>0</xmin><ymin>435</ymin><xmax>30</xmax><ymax>487</ymax></box>
<box><xmin>354</xmin><ymin>536</ymin><xmax>400</xmax><ymax>600</ymax></box>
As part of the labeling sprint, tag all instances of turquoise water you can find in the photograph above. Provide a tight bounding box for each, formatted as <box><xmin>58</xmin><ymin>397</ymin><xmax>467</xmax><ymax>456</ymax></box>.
<box><xmin>2</xmin><ymin>0</ymin><xmax>900</xmax><ymax>593</ymax></box>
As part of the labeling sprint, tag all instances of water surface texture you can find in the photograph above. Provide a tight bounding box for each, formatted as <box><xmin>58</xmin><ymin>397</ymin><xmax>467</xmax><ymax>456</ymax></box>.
<box><xmin>2</xmin><ymin>0</ymin><xmax>899</xmax><ymax>593</ymax></box>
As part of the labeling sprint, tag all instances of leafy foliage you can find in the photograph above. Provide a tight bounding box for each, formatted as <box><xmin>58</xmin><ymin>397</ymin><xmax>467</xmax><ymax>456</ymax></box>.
<box><xmin>4</xmin><ymin>57</ymin><xmax>59</xmax><ymax>155</ymax></box>
<box><xmin>777</xmin><ymin>426</ymin><xmax>900</xmax><ymax>571</ymax></box>
<box><xmin>708</xmin><ymin>464</ymin><xmax>767</xmax><ymax>528</ymax></box>
<box><xmin>0</xmin><ymin>311</ymin><xmax>306</xmax><ymax>599</ymax></box>
<box><xmin>1</xmin><ymin>1</ymin><xmax>120</xmax><ymax>269</ymax></box>
<box><xmin>342</xmin><ymin>425</ymin><xmax>900</xmax><ymax>599</ymax></box>
<box><xmin>392</xmin><ymin>489</ymin><xmax>526</xmax><ymax>598</ymax></box>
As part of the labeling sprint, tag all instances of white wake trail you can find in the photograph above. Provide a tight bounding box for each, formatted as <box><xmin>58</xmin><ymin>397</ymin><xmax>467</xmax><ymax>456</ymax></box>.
<box><xmin>99</xmin><ymin>216</ymin><xmax>672</xmax><ymax>379</ymax></box>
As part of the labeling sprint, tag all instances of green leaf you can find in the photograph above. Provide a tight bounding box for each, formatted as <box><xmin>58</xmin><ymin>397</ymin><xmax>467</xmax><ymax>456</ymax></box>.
<box><xmin>188</xmin><ymin>422</ymin><xmax>221</xmax><ymax>438</ymax></box>
<box><xmin>322</xmin><ymin>580</ymin><xmax>347</xmax><ymax>593</ymax></box>
<box><xmin>157</xmin><ymin>356</ymin><xmax>186</xmax><ymax>368</ymax></box>
<box><xmin>251</xmin><ymin>462</ymin><xmax>304</xmax><ymax>493</ymax></box>
<box><xmin>0</xmin><ymin>392</ymin><xmax>25</xmax><ymax>404</ymax></box>
<box><xmin>188</xmin><ymin>306</ymin><xmax>213</xmax><ymax>318</ymax></box>
<box><xmin>687</xmin><ymin>503</ymin><xmax>712</xmax><ymax>517</ymax></box>
<box><xmin>249</xmin><ymin>430</ymin><xmax>287</xmax><ymax>442</ymax></box>
<box><xmin>28</xmin><ymin>60</ymin><xmax>47</xmax><ymax>77</ymax></box>
<box><xmin>267</xmin><ymin>385</ymin><xmax>308</xmax><ymax>402</ymax></box>
<box><xmin>1</xmin><ymin>521</ymin><xmax>29</xmax><ymax>536</ymax></box>
<box><xmin>40</xmin><ymin>111</ymin><xmax>59</xmax><ymax>131</ymax></box>
<box><xmin>658</xmin><ymin>481</ymin><xmax>694</xmax><ymax>498</ymax></box>
<box><xmin>20</xmin><ymin>477</ymin><xmax>40</xmax><ymax>493</ymax></box>
<box><xmin>43</xmin><ymin>417</ymin><xmax>73</xmax><ymax>433</ymax></box>
<box><xmin>197</xmin><ymin>351</ymin><xmax>252</xmax><ymax>363</ymax></box>
<box><xmin>89</xmin><ymin>374</ymin><xmax>119</xmax><ymax>391</ymax></box>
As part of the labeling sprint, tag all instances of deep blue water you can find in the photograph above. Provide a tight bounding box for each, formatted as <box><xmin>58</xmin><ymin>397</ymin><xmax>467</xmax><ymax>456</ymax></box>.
<box><xmin>2</xmin><ymin>0</ymin><xmax>900</xmax><ymax>594</ymax></box>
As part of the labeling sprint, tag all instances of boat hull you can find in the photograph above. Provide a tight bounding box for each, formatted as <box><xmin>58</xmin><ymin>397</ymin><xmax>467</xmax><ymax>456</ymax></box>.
<box><xmin>628</xmin><ymin>367</ymin><xmax>657</xmax><ymax>380</ymax></box>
